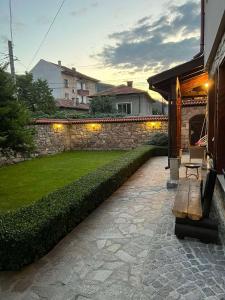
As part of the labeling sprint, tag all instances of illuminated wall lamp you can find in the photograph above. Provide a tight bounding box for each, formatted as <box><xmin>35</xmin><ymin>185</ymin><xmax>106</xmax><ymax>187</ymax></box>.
<box><xmin>146</xmin><ymin>121</ymin><xmax>162</xmax><ymax>129</ymax></box>
<box><xmin>86</xmin><ymin>123</ymin><xmax>102</xmax><ymax>131</ymax></box>
<box><xmin>53</xmin><ymin>123</ymin><xmax>64</xmax><ymax>132</ymax></box>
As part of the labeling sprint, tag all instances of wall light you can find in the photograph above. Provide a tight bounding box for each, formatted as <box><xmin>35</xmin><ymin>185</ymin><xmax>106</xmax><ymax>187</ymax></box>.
<box><xmin>146</xmin><ymin>121</ymin><xmax>162</xmax><ymax>129</ymax></box>
<box><xmin>204</xmin><ymin>82</ymin><xmax>209</xmax><ymax>90</ymax></box>
<box><xmin>53</xmin><ymin>123</ymin><xmax>64</xmax><ymax>132</ymax></box>
<box><xmin>86</xmin><ymin>123</ymin><xmax>102</xmax><ymax>131</ymax></box>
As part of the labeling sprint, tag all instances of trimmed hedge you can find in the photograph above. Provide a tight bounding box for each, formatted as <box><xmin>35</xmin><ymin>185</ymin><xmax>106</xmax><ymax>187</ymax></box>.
<box><xmin>0</xmin><ymin>146</ymin><xmax>167</xmax><ymax>270</ymax></box>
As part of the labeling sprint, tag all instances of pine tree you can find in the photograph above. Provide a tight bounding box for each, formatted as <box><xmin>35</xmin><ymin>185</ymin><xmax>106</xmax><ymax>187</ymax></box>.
<box><xmin>0</xmin><ymin>66</ymin><xmax>34</xmax><ymax>156</ymax></box>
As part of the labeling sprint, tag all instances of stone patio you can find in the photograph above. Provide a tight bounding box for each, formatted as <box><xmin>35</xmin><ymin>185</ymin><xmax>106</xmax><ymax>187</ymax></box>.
<box><xmin>0</xmin><ymin>156</ymin><xmax>225</xmax><ymax>300</ymax></box>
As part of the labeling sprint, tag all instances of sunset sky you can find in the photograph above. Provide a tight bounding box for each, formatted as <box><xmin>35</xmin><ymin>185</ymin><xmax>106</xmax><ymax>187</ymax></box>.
<box><xmin>0</xmin><ymin>0</ymin><xmax>200</xmax><ymax>98</ymax></box>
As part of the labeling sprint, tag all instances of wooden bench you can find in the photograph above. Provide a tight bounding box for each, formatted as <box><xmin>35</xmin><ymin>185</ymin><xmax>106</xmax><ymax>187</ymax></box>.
<box><xmin>172</xmin><ymin>179</ymin><xmax>202</xmax><ymax>220</ymax></box>
<box><xmin>172</xmin><ymin>169</ymin><xmax>218</xmax><ymax>243</ymax></box>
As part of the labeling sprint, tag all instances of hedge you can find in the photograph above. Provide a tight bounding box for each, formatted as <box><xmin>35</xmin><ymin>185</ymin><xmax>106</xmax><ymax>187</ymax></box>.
<box><xmin>0</xmin><ymin>145</ymin><xmax>167</xmax><ymax>270</ymax></box>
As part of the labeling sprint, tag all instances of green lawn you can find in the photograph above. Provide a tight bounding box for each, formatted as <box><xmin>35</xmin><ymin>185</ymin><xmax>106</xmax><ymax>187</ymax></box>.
<box><xmin>0</xmin><ymin>151</ymin><xmax>125</xmax><ymax>211</ymax></box>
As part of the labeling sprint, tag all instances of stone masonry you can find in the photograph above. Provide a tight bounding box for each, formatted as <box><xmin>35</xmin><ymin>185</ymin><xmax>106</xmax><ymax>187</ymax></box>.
<box><xmin>0</xmin><ymin>117</ymin><xmax>168</xmax><ymax>165</ymax></box>
<box><xmin>181</xmin><ymin>105</ymin><xmax>206</xmax><ymax>151</ymax></box>
<box><xmin>70</xmin><ymin>121</ymin><xmax>167</xmax><ymax>150</ymax></box>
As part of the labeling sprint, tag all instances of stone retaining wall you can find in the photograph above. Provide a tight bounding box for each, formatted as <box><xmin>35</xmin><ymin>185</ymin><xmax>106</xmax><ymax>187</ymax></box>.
<box><xmin>0</xmin><ymin>116</ymin><xmax>168</xmax><ymax>165</ymax></box>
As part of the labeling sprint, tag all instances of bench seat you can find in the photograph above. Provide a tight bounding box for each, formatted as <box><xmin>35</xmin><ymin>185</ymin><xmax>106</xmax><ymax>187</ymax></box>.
<box><xmin>172</xmin><ymin>179</ymin><xmax>202</xmax><ymax>220</ymax></box>
<box><xmin>172</xmin><ymin>169</ymin><xmax>218</xmax><ymax>244</ymax></box>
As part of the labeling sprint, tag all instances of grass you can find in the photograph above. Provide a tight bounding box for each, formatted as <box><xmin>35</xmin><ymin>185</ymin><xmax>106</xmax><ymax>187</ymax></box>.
<box><xmin>0</xmin><ymin>151</ymin><xmax>125</xmax><ymax>211</ymax></box>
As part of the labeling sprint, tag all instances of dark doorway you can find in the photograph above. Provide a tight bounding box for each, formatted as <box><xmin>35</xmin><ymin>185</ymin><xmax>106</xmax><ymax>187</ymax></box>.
<box><xmin>189</xmin><ymin>114</ymin><xmax>205</xmax><ymax>145</ymax></box>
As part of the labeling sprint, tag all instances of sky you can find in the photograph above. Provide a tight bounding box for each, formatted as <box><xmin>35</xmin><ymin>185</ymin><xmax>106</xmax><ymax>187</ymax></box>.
<box><xmin>0</xmin><ymin>0</ymin><xmax>200</xmax><ymax>99</ymax></box>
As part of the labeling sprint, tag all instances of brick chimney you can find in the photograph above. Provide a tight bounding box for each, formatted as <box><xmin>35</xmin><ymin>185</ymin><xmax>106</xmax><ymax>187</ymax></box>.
<box><xmin>58</xmin><ymin>60</ymin><xmax>61</xmax><ymax>66</ymax></box>
<box><xmin>127</xmin><ymin>81</ymin><xmax>133</xmax><ymax>87</ymax></box>
<box><xmin>72</xmin><ymin>67</ymin><xmax>76</xmax><ymax>72</ymax></box>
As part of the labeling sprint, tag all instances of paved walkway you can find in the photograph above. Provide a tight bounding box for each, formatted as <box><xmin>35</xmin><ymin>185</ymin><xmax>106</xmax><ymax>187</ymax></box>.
<box><xmin>1</xmin><ymin>157</ymin><xmax>225</xmax><ymax>300</ymax></box>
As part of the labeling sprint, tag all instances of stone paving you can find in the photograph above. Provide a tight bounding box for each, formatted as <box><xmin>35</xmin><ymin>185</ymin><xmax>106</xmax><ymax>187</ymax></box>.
<box><xmin>0</xmin><ymin>157</ymin><xmax>225</xmax><ymax>300</ymax></box>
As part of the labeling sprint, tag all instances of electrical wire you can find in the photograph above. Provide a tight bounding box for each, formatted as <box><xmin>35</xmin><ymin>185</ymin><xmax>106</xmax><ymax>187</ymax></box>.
<box><xmin>26</xmin><ymin>0</ymin><xmax>66</xmax><ymax>71</ymax></box>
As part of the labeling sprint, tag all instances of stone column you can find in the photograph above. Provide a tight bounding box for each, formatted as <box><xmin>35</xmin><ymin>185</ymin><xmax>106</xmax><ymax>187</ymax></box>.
<box><xmin>167</xmin><ymin>158</ymin><xmax>180</xmax><ymax>189</ymax></box>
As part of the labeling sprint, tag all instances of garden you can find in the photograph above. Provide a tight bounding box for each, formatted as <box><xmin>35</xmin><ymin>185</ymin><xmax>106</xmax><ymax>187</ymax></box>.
<box><xmin>0</xmin><ymin>146</ymin><xmax>167</xmax><ymax>270</ymax></box>
<box><xmin>0</xmin><ymin>150</ymin><xmax>125</xmax><ymax>211</ymax></box>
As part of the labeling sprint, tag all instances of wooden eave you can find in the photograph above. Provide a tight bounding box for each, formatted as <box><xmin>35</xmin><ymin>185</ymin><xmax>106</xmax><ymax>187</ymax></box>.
<box><xmin>148</xmin><ymin>55</ymin><xmax>207</xmax><ymax>100</ymax></box>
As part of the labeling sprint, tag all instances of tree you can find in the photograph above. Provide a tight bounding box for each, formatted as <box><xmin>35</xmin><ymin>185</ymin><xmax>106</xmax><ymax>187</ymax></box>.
<box><xmin>17</xmin><ymin>73</ymin><xmax>56</xmax><ymax>114</ymax></box>
<box><xmin>90</xmin><ymin>96</ymin><xmax>116</xmax><ymax>114</ymax></box>
<box><xmin>0</xmin><ymin>66</ymin><xmax>34</xmax><ymax>156</ymax></box>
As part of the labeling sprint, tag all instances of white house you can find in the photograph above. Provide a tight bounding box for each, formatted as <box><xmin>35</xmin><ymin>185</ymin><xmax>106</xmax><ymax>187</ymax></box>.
<box><xmin>31</xmin><ymin>59</ymin><xmax>99</xmax><ymax>110</ymax></box>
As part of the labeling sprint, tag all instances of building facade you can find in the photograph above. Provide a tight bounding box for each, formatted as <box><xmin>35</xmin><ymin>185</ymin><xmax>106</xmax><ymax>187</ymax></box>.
<box><xmin>31</xmin><ymin>59</ymin><xmax>99</xmax><ymax>109</ymax></box>
<box><xmin>91</xmin><ymin>81</ymin><xmax>154</xmax><ymax>116</ymax></box>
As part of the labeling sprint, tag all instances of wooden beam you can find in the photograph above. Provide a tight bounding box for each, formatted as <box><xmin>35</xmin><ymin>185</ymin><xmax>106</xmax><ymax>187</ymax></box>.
<box><xmin>180</xmin><ymin>73</ymin><xmax>208</xmax><ymax>96</ymax></box>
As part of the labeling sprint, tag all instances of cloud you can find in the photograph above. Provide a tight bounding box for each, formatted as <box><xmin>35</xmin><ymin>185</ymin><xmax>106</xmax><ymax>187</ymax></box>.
<box><xmin>97</xmin><ymin>1</ymin><xmax>200</xmax><ymax>75</ymax></box>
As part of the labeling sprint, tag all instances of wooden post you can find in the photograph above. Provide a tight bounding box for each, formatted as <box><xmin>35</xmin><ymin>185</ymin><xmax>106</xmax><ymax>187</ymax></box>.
<box><xmin>169</xmin><ymin>78</ymin><xmax>181</xmax><ymax>158</ymax></box>
<box><xmin>207</xmin><ymin>77</ymin><xmax>216</xmax><ymax>155</ymax></box>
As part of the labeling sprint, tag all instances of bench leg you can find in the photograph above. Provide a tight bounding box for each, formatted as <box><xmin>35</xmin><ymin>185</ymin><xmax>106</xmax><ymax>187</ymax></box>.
<box><xmin>175</xmin><ymin>223</ymin><xmax>219</xmax><ymax>244</ymax></box>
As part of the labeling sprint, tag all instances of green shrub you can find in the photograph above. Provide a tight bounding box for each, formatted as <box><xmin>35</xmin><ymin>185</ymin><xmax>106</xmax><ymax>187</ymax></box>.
<box><xmin>32</xmin><ymin>111</ymin><xmax>127</xmax><ymax>119</ymax></box>
<box><xmin>147</xmin><ymin>132</ymin><xmax>168</xmax><ymax>147</ymax></box>
<box><xmin>0</xmin><ymin>146</ymin><xmax>166</xmax><ymax>270</ymax></box>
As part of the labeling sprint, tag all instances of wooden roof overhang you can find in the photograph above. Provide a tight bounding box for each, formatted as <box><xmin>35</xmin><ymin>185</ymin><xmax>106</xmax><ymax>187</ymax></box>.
<box><xmin>147</xmin><ymin>56</ymin><xmax>208</xmax><ymax>100</ymax></box>
<box><xmin>147</xmin><ymin>55</ymin><xmax>208</xmax><ymax>160</ymax></box>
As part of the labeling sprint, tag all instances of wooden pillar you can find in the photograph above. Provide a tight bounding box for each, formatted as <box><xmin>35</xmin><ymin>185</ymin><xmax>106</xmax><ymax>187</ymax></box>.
<box><xmin>207</xmin><ymin>77</ymin><xmax>216</xmax><ymax>154</ymax></box>
<box><xmin>169</xmin><ymin>78</ymin><xmax>181</xmax><ymax>158</ymax></box>
<box><xmin>215</xmin><ymin>63</ymin><xmax>225</xmax><ymax>173</ymax></box>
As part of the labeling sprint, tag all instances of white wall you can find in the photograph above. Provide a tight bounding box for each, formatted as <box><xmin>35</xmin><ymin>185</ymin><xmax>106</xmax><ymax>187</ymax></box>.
<box><xmin>31</xmin><ymin>60</ymin><xmax>63</xmax><ymax>99</ymax></box>
<box><xmin>204</xmin><ymin>0</ymin><xmax>225</xmax><ymax>66</ymax></box>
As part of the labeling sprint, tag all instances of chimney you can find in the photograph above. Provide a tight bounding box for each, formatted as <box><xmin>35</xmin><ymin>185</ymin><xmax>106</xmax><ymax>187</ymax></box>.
<box><xmin>72</xmin><ymin>67</ymin><xmax>76</xmax><ymax>72</ymax></box>
<box><xmin>127</xmin><ymin>81</ymin><xmax>133</xmax><ymax>88</ymax></box>
<box><xmin>58</xmin><ymin>60</ymin><xmax>61</xmax><ymax>66</ymax></box>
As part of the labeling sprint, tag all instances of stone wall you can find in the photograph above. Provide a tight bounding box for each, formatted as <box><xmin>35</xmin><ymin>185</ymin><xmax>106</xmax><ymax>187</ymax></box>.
<box><xmin>181</xmin><ymin>105</ymin><xmax>206</xmax><ymax>151</ymax></box>
<box><xmin>34</xmin><ymin>124</ymin><xmax>71</xmax><ymax>155</ymax></box>
<box><xmin>0</xmin><ymin>117</ymin><xmax>168</xmax><ymax>165</ymax></box>
<box><xmin>36</xmin><ymin>117</ymin><xmax>168</xmax><ymax>152</ymax></box>
<box><xmin>70</xmin><ymin>121</ymin><xmax>167</xmax><ymax>150</ymax></box>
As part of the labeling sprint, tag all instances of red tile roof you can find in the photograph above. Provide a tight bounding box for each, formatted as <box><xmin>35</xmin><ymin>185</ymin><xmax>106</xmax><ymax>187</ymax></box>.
<box><xmin>182</xmin><ymin>98</ymin><xmax>207</xmax><ymax>106</ymax></box>
<box><xmin>91</xmin><ymin>85</ymin><xmax>152</xmax><ymax>100</ymax></box>
<box><xmin>34</xmin><ymin>115</ymin><xmax>168</xmax><ymax>125</ymax></box>
<box><xmin>48</xmin><ymin>60</ymin><xmax>99</xmax><ymax>82</ymax></box>
<box><xmin>55</xmin><ymin>99</ymin><xmax>89</xmax><ymax>110</ymax></box>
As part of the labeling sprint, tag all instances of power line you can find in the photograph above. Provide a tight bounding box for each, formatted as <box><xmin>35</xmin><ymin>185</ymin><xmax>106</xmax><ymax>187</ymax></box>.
<box><xmin>26</xmin><ymin>0</ymin><xmax>66</xmax><ymax>71</ymax></box>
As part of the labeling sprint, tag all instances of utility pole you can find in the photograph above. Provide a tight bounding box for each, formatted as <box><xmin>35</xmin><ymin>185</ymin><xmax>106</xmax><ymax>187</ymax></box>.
<box><xmin>8</xmin><ymin>40</ymin><xmax>16</xmax><ymax>84</ymax></box>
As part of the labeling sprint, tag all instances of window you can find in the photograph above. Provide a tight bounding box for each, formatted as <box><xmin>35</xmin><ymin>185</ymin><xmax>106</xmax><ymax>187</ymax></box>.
<box><xmin>117</xmin><ymin>103</ymin><xmax>131</xmax><ymax>114</ymax></box>
<box><xmin>76</xmin><ymin>81</ymin><xmax>82</xmax><ymax>89</ymax></box>
<box><xmin>64</xmin><ymin>79</ymin><xmax>69</xmax><ymax>88</ymax></box>
<box><xmin>65</xmin><ymin>93</ymin><xmax>69</xmax><ymax>99</ymax></box>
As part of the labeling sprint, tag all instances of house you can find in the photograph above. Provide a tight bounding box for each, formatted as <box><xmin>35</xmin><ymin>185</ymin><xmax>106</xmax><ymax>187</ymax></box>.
<box><xmin>204</xmin><ymin>0</ymin><xmax>225</xmax><ymax>174</ymax></box>
<box><xmin>152</xmin><ymin>99</ymin><xmax>168</xmax><ymax>115</ymax></box>
<box><xmin>90</xmin><ymin>81</ymin><xmax>154</xmax><ymax>116</ymax></box>
<box><xmin>31</xmin><ymin>59</ymin><xmax>99</xmax><ymax>111</ymax></box>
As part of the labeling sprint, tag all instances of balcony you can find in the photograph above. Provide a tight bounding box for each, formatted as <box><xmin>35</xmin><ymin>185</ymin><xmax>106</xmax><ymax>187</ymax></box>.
<box><xmin>77</xmin><ymin>89</ymin><xmax>89</xmax><ymax>96</ymax></box>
